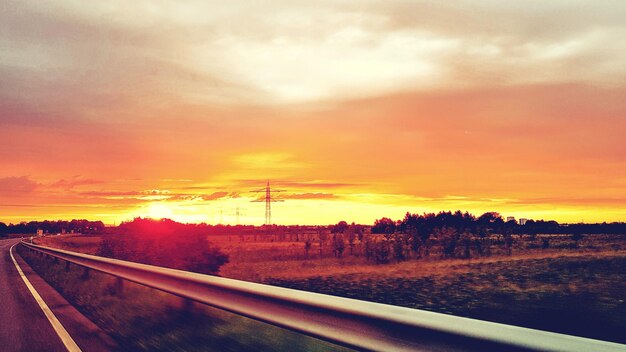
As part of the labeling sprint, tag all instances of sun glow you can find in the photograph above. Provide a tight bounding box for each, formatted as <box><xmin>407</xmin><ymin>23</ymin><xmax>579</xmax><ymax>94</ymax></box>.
<box><xmin>145</xmin><ymin>203</ymin><xmax>174</xmax><ymax>220</ymax></box>
<box><xmin>130</xmin><ymin>201</ymin><xmax>213</xmax><ymax>224</ymax></box>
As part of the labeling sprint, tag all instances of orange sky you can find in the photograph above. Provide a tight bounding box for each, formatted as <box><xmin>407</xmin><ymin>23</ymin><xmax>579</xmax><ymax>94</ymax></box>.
<box><xmin>1</xmin><ymin>1</ymin><xmax>625</xmax><ymax>225</ymax></box>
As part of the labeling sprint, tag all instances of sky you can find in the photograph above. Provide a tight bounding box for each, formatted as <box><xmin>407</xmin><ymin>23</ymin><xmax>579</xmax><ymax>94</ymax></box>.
<box><xmin>1</xmin><ymin>0</ymin><xmax>625</xmax><ymax>225</ymax></box>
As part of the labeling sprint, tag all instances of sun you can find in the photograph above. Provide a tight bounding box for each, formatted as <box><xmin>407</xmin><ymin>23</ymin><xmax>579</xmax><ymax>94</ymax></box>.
<box><xmin>145</xmin><ymin>203</ymin><xmax>174</xmax><ymax>220</ymax></box>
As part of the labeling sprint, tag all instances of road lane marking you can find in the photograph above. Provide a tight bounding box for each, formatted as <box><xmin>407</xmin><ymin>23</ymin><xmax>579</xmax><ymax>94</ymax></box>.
<box><xmin>9</xmin><ymin>243</ymin><xmax>82</xmax><ymax>352</ymax></box>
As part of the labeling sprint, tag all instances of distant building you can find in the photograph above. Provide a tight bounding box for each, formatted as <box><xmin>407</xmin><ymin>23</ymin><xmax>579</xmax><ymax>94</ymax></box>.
<box><xmin>506</xmin><ymin>216</ymin><xmax>516</xmax><ymax>223</ymax></box>
<box><xmin>519</xmin><ymin>218</ymin><xmax>528</xmax><ymax>225</ymax></box>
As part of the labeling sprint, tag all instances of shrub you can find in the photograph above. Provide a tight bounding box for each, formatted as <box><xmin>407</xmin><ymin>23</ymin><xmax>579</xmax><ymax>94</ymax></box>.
<box><xmin>97</xmin><ymin>218</ymin><xmax>228</xmax><ymax>275</ymax></box>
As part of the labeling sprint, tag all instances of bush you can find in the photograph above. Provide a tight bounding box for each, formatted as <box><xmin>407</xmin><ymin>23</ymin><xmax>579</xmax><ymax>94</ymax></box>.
<box><xmin>97</xmin><ymin>218</ymin><xmax>228</xmax><ymax>275</ymax></box>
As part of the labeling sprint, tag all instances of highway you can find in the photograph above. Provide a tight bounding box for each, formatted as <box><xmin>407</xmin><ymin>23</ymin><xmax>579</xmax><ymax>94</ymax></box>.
<box><xmin>0</xmin><ymin>238</ymin><xmax>68</xmax><ymax>351</ymax></box>
<box><xmin>1</xmin><ymin>238</ymin><xmax>115</xmax><ymax>352</ymax></box>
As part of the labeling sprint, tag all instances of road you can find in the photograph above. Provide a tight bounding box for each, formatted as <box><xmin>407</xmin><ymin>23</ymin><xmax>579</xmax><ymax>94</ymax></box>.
<box><xmin>0</xmin><ymin>238</ymin><xmax>69</xmax><ymax>351</ymax></box>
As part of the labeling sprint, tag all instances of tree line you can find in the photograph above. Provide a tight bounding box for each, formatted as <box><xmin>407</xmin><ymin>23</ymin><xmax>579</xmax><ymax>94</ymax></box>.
<box><xmin>318</xmin><ymin>211</ymin><xmax>626</xmax><ymax>264</ymax></box>
<box><xmin>0</xmin><ymin>219</ymin><xmax>105</xmax><ymax>236</ymax></box>
<box><xmin>373</xmin><ymin>211</ymin><xmax>626</xmax><ymax>236</ymax></box>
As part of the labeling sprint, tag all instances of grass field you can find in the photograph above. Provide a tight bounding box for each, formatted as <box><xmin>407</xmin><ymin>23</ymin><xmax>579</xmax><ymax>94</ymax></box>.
<box><xmin>17</xmin><ymin>244</ymin><xmax>350</xmax><ymax>352</ymax></box>
<box><xmin>30</xmin><ymin>232</ymin><xmax>626</xmax><ymax>345</ymax></box>
<box><xmin>267</xmin><ymin>254</ymin><xmax>626</xmax><ymax>344</ymax></box>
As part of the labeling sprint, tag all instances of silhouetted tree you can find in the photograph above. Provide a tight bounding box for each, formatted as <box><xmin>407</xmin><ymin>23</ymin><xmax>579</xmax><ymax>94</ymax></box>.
<box><xmin>0</xmin><ymin>222</ymin><xmax>7</xmax><ymax>237</ymax></box>
<box><xmin>372</xmin><ymin>217</ymin><xmax>396</xmax><ymax>235</ymax></box>
<box><xmin>332</xmin><ymin>221</ymin><xmax>349</xmax><ymax>234</ymax></box>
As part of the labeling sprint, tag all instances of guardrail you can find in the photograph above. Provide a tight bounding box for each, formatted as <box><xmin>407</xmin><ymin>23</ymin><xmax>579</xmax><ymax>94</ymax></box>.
<box><xmin>19</xmin><ymin>242</ymin><xmax>626</xmax><ymax>352</ymax></box>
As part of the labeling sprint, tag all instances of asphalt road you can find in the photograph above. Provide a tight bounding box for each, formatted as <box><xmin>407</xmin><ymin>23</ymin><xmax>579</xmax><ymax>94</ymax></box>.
<box><xmin>0</xmin><ymin>238</ymin><xmax>68</xmax><ymax>352</ymax></box>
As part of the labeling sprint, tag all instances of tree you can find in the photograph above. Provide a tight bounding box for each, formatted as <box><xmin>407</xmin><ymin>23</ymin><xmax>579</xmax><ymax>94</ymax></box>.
<box><xmin>437</xmin><ymin>227</ymin><xmax>459</xmax><ymax>259</ymax></box>
<box><xmin>318</xmin><ymin>227</ymin><xmax>327</xmax><ymax>256</ymax></box>
<box><xmin>332</xmin><ymin>233</ymin><xmax>345</xmax><ymax>258</ymax></box>
<box><xmin>304</xmin><ymin>238</ymin><xmax>312</xmax><ymax>258</ymax></box>
<box><xmin>504</xmin><ymin>234</ymin><xmax>513</xmax><ymax>256</ymax></box>
<box><xmin>332</xmin><ymin>221</ymin><xmax>349</xmax><ymax>234</ymax></box>
<box><xmin>460</xmin><ymin>232</ymin><xmax>472</xmax><ymax>258</ymax></box>
<box><xmin>373</xmin><ymin>240</ymin><xmax>390</xmax><ymax>264</ymax></box>
<box><xmin>372</xmin><ymin>217</ymin><xmax>395</xmax><ymax>235</ymax></box>
<box><xmin>392</xmin><ymin>233</ymin><xmax>406</xmax><ymax>261</ymax></box>
<box><xmin>347</xmin><ymin>227</ymin><xmax>356</xmax><ymax>255</ymax></box>
<box><xmin>409</xmin><ymin>232</ymin><xmax>422</xmax><ymax>259</ymax></box>
<box><xmin>363</xmin><ymin>235</ymin><xmax>373</xmax><ymax>261</ymax></box>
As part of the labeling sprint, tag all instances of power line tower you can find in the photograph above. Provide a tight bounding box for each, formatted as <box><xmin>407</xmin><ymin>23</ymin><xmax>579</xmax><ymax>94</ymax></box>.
<box><xmin>251</xmin><ymin>180</ymin><xmax>284</xmax><ymax>225</ymax></box>
<box><xmin>223</xmin><ymin>206</ymin><xmax>245</xmax><ymax>225</ymax></box>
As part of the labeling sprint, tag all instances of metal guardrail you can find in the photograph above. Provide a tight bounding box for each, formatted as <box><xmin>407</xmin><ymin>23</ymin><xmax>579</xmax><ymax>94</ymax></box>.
<box><xmin>20</xmin><ymin>242</ymin><xmax>626</xmax><ymax>352</ymax></box>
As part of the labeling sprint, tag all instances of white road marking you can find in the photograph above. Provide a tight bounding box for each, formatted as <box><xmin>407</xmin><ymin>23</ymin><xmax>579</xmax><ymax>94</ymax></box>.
<box><xmin>9</xmin><ymin>243</ymin><xmax>82</xmax><ymax>352</ymax></box>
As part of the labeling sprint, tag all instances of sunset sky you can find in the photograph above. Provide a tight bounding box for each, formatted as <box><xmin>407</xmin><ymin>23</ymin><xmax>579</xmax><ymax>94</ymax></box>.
<box><xmin>1</xmin><ymin>1</ymin><xmax>625</xmax><ymax>225</ymax></box>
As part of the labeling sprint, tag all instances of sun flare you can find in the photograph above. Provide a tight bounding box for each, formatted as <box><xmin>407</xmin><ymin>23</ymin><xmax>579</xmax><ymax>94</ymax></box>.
<box><xmin>144</xmin><ymin>203</ymin><xmax>174</xmax><ymax>220</ymax></box>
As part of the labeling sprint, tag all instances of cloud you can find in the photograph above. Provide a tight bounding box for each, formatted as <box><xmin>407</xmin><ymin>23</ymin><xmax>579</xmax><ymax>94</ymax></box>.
<box><xmin>280</xmin><ymin>193</ymin><xmax>338</xmax><ymax>200</ymax></box>
<box><xmin>78</xmin><ymin>189</ymin><xmax>239</xmax><ymax>203</ymax></box>
<box><xmin>50</xmin><ymin>178</ymin><xmax>103</xmax><ymax>189</ymax></box>
<box><xmin>2</xmin><ymin>0</ymin><xmax>624</xmax><ymax>109</ymax></box>
<box><xmin>0</xmin><ymin>176</ymin><xmax>39</xmax><ymax>195</ymax></box>
<box><xmin>199</xmin><ymin>192</ymin><xmax>230</xmax><ymax>201</ymax></box>
<box><xmin>79</xmin><ymin>191</ymin><xmax>142</xmax><ymax>198</ymax></box>
<box><xmin>275</xmin><ymin>181</ymin><xmax>361</xmax><ymax>189</ymax></box>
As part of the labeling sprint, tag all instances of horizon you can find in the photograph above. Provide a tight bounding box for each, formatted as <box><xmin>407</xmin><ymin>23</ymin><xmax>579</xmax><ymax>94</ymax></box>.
<box><xmin>4</xmin><ymin>211</ymin><xmax>623</xmax><ymax>228</ymax></box>
<box><xmin>2</xmin><ymin>1</ymin><xmax>625</xmax><ymax>225</ymax></box>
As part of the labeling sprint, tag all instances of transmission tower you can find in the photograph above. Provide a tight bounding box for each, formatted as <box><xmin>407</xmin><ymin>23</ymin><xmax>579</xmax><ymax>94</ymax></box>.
<box><xmin>227</xmin><ymin>206</ymin><xmax>244</xmax><ymax>225</ymax></box>
<box><xmin>251</xmin><ymin>180</ymin><xmax>284</xmax><ymax>225</ymax></box>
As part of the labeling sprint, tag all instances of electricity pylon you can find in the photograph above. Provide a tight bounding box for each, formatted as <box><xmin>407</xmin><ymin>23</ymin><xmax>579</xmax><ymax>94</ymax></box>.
<box><xmin>227</xmin><ymin>206</ymin><xmax>244</xmax><ymax>225</ymax></box>
<box><xmin>251</xmin><ymin>180</ymin><xmax>284</xmax><ymax>225</ymax></box>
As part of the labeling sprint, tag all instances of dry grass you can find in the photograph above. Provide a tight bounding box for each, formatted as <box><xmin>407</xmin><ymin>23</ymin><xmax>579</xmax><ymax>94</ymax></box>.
<box><xmin>33</xmin><ymin>232</ymin><xmax>626</xmax><ymax>344</ymax></box>
<box><xmin>36</xmin><ymin>233</ymin><xmax>626</xmax><ymax>283</ymax></box>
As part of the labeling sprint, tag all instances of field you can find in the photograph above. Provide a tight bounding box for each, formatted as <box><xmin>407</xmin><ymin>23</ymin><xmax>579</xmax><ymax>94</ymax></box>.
<box><xmin>31</xmin><ymin>232</ymin><xmax>626</xmax><ymax>345</ymax></box>
<box><xmin>17</xmin><ymin>244</ymin><xmax>349</xmax><ymax>352</ymax></box>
